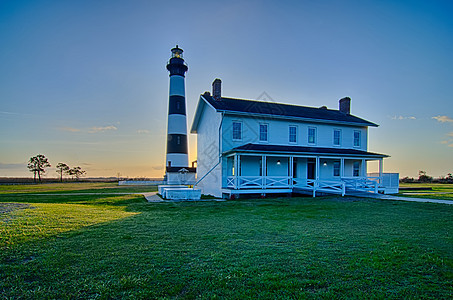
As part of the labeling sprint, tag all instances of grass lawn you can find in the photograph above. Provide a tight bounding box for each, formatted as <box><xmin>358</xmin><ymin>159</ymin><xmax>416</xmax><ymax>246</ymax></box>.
<box><xmin>399</xmin><ymin>183</ymin><xmax>453</xmax><ymax>200</ymax></box>
<box><xmin>1</xmin><ymin>183</ymin><xmax>452</xmax><ymax>298</ymax></box>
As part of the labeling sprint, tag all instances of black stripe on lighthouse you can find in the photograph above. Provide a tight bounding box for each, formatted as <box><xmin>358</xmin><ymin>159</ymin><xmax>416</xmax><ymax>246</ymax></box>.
<box><xmin>168</xmin><ymin>95</ymin><xmax>186</xmax><ymax>115</ymax></box>
<box><xmin>167</xmin><ymin>134</ymin><xmax>188</xmax><ymax>154</ymax></box>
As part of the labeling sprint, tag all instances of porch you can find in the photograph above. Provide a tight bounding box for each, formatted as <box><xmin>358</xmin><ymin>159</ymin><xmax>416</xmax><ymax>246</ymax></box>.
<box><xmin>222</xmin><ymin>146</ymin><xmax>398</xmax><ymax>198</ymax></box>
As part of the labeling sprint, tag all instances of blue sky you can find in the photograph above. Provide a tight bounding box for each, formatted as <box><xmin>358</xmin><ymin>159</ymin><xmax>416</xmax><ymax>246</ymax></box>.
<box><xmin>0</xmin><ymin>0</ymin><xmax>452</xmax><ymax>178</ymax></box>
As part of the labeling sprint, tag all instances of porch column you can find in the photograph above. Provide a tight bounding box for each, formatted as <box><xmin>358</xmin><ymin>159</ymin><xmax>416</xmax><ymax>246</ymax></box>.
<box><xmin>315</xmin><ymin>156</ymin><xmax>320</xmax><ymax>180</ymax></box>
<box><xmin>289</xmin><ymin>156</ymin><xmax>294</xmax><ymax>187</ymax></box>
<box><xmin>262</xmin><ymin>155</ymin><xmax>267</xmax><ymax>189</ymax></box>
<box><xmin>233</xmin><ymin>154</ymin><xmax>238</xmax><ymax>189</ymax></box>
<box><xmin>361</xmin><ymin>159</ymin><xmax>366</xmax><ymax>178</ymax></box>
<box><xmin>379</xmin><ymin>158</ymin><xmax>383</xmax><ymax>184</ymax></box>
<box><xmin>340</xmin><ymin>158</ymin><xmax>345</xmax><ymax>178</ymax></box>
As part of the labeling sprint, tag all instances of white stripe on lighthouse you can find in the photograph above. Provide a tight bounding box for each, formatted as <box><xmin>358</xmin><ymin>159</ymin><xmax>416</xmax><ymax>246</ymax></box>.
<box><xmin>169</xmin><ymin>75</ymin><xmax>185</xmax><ymax>97</ymax></box>
<box><xmin>167</xmin><ymin>114</ymin><xmax>187</xmax><ymax>134</ymax></box>
<box><xmin>166</xmin><ymin>153</ymin><xmax>188</xmax><ymax>167</ymax></box>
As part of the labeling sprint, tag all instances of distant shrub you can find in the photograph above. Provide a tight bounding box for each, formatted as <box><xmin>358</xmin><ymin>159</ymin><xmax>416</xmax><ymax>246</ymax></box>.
<box><xmin>400</xmin><ymin>176</ymin><xmax>415</xmax><ymax>183</ymax></box>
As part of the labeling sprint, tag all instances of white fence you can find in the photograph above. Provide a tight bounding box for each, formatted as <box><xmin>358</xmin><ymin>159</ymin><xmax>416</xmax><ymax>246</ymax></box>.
<box><xmin>226</xmin><ymin>176</ymin><xmax>345</xmax><ymax>196</ymax></box>
<box><xmin>226</xmin><ymin>173</ymin><xmax>399</xmax><ymax>196</ymax></box>
<box><xmin>119</xmin><ymin>180</ymin><xmax>165</xmax><ymax>186</ymax></box>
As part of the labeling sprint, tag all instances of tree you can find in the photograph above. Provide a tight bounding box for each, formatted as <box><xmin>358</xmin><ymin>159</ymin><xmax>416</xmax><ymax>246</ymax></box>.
<box><xmin>27</xmin><ymin>154</ymin><xmax>51</xmax><ymax>183</ymax></box>
<box><xmin>56</xmin><ymin>163</ymin><xmax>70</xmax><ymax>182</ymax></box>
<box><xmin>418</xmin><ymin>170</ymin><xmax>432</xmax><ymax>183</ymax></box>
<box><xmin>68</xmin><ymin>166</ymin><xmax>86</xmax><ymax>181</ymax></box>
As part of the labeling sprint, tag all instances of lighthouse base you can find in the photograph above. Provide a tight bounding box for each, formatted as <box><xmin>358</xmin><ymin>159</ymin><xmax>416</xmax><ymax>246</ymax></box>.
<box><xmin>158</xmin><ymin>185</ymin><xmax>201</xmax><ymax>200</ymax></box>
<box><xmin>165</xmin><ymin>167</ymin><xmax>196</xmax><ymax>185</ymax></box>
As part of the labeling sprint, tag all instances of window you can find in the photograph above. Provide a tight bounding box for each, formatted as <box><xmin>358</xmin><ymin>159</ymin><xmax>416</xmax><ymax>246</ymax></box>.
<box><xmin>333</xmin><ymin>129</ymin><xmax>341</xmax><ymax>146</ymax></box>
<box><xmin>353</xmin><ymin>161</ymin><xmax>360</xmax><ymax>177</ymax></box>
<box><xmin>333</xmin><ymin>161</ymin><xmax>340</xmax><ymax>177</ymax></box>
<box><xmin>354</xmin><ymin>130</ymin><xmax>361</xmax><ymax>147</ymax></box>
<box><xmin>289</xmin><ymin>126</ymin><xmax>297</xmax><ymax>143</ymax></box>
<box><xmin>308</xmin><ymin>127</ymin><xmax>316</xmax><ymax>144</ymax></box>
<box><xmin>232</xmin><ymin>122</ymin><xmax>242</xmax><ymax>140</ymax></box>
<box><xmin>259</xmin><ymin>124</ymin><xmax>268</xmax><ymax>142</ymax></box>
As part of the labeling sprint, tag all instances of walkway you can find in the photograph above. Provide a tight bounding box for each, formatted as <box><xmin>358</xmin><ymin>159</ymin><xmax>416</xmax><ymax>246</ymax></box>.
<box><xmin>347</xmin><ymin>190</ymin><xmax>453</xmax><ymax>205</ymax></box>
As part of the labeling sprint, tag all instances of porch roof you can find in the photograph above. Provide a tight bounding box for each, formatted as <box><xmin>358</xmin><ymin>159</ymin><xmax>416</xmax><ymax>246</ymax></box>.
<box><xmin>224</xmin><ymin>143</ymin><xmax>389</xmax><ymax>158</ymax></box>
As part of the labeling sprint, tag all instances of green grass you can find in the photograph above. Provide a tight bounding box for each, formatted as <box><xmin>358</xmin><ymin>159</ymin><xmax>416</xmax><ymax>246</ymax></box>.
<box><xmin>1</xmin><ymin>183</ymin><xmax>452</xmax><ymax>298</ymax></box>
<box><xmin>399</xmin><ymin>183</ymin><xmax>453</xmax><ymax>200</ymax></box>
<box><xmin>0</xmin><ymin>182</ymin><xmax>157</xmax><ymax>194</ymax></box>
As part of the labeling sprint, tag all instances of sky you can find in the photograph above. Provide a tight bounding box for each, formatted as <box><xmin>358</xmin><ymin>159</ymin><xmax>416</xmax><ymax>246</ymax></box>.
<box><xmin>0</xmin><ymin>0</ymin><xmax>452</xmax><ymax>179</ymax></box>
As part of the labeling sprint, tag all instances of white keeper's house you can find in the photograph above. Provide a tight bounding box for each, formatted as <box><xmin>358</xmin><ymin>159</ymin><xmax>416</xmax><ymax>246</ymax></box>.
<box><xmin>191</xmin><ymin>79</ymin><xmax>399</xmax><ymax>199</ymax></box>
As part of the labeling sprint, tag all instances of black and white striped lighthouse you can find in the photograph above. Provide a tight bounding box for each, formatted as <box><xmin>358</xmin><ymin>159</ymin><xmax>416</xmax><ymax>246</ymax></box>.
<box><xmin>165</xmin><ymin>45</ymin><xmax>189</xmax><ymax>170</ymax></box>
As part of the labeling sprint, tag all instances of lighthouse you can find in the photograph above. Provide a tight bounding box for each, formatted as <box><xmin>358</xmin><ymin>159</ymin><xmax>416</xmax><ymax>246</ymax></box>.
<box><xmin>165</xmin><ymin>45</ymin><xmax>196</xmax><ymax>185</ymax></box>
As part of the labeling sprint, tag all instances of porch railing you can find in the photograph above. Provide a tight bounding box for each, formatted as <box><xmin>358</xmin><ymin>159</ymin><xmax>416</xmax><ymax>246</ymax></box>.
<box><xmin>292</xmin><ymin>178</ymin><xmax>345</xmax><ymax>196</ymax></box>
<box><xmin>227</xmin><ymin>174</ymin><xmax>398</xmax><ymax>196</ymax></box>
<box><xmin>342</xmin><ymin>177</ymin><xmax>380</xmax><ymax>193</ymax></box>
<box><xmin>226</xmin><ymin>176</ymin><xmax>345</xmax><ymax>196</ymax></box>
<box><xmin>227</xmin><ymin>176</ymin><xmax>291</xmax><ymax>189</ymax></box>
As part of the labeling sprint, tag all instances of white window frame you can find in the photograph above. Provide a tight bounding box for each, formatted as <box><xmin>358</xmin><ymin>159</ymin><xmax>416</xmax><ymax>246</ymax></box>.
<box><xmin>308</xmin><ymin>127</ymin><xmax>317</xmax><ymax>145</ymax></box>
<box><xmin>232</xmin><ymin>121</ymin><xmax>242</xmax><ymax>141</ymax></box>
<box><xmin>289</xmin><ymin>125</ymin><xmax>297</xmax><ymax>144</ymax></box>
<box><xmin>333</xmin><ymin>129</ymin><xmax>341</xmax><ymax>146</ymax></box>
<box><xmin>353</xmin><ymin>130</ymin><xmax>361</xmax><ymax>147</ymax></box>
<box><xmin>259</xmin><ymin>123</ymin><xmax>268</xmax><ymax>142</ymax></box>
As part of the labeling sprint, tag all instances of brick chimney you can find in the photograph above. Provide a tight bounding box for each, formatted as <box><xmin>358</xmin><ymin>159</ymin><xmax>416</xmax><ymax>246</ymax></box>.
<box><xmin>212</xmin><ymin>78</ymin><xmax>221</xmax><ymax>100</ymax></box>
<box><xmin>339</xmin><ymin>97</ymin><xmax>351</xmax><ymax>114</ymax></box>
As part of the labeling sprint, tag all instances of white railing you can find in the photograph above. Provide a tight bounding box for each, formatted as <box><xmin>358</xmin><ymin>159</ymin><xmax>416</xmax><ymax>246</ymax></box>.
<box><xmin>227</xmin><ymin>176</ymin><xmax>291</xmax><ymax>189</ymax></box>
<box><xmin>317</xmin><ymin>180</ymin><xmax>346</xmax><ymax>196</ymax></box>
<box><xmin>342</xmin><ymin>177</ymin><xmax>380</xmax><ymax>193</ymax></box>
<box><xmin>292</xmin><ymin>178</ymin><xmax>345</xmax><ymax>196</ymax></box>
<box><xmin>367</xmin><ymin>173</ymin><xmax>399</xmax><ymax>194</ymax></box>
<box><xmin>226</xmin><ymin>176</ymin><xmax>345</xmax><ymax>196</ymax></box>
<box><xmin>227</xmin><ymin>175</ymin><xmax>401</xmax><ymax>196</ymax></box>
<box><xmin>265</xmin><ymin>176</ymin><xmax>290</xmax><ymax>188</ymax></box>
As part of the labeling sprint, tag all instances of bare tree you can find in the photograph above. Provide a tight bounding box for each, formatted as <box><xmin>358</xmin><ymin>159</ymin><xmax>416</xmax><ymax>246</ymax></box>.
<box><xmin>56</xmin><ymin>163</ymin><xmax>70</xmax><ymax>182</ymax></box>
<box><xmin>69</xmin><ymin>166</ymin><xmax>86</xmax><ymax>181</ymax></box>
<box><xmin>27</xmin><ymin>154</ymin><xmax>51</xmax><ymax>183</ymax></box>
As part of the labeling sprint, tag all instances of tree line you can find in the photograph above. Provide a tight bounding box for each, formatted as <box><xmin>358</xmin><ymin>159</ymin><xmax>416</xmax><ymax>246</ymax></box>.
<box><xmin>27</xmin><ymin>154</ymin><xmax>86</xmax><ymax>183</ymax></box>
<box><xmin>400</xmin><ymin>170</ymin><xmax>453</xmax><ymax>184</ymax></box>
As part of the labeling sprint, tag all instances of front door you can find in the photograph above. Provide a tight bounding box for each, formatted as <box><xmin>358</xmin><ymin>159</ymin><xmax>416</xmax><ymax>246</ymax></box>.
<box><xmin>307</xmin><ymin>158</ymin><xmax>316</xmax><ymax>180</ymax></box>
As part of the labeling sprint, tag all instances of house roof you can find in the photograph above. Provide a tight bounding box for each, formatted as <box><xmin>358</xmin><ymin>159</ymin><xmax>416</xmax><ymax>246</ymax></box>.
<box><xmin>194</xmin><ymin>93</ymin><xmax>378</xmax><ymax>128</ymax></box>
<box><xmin>224</xmin><ymin>143</ymin><xmax>389</xmax><ymax>158</ymax></box>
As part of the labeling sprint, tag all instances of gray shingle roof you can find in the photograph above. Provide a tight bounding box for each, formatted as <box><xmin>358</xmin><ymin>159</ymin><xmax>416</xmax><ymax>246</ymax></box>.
<box><xmin>202</xmin><ymin>94</ymin><xmax>377</xmax><ymax>127</ymax></box>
